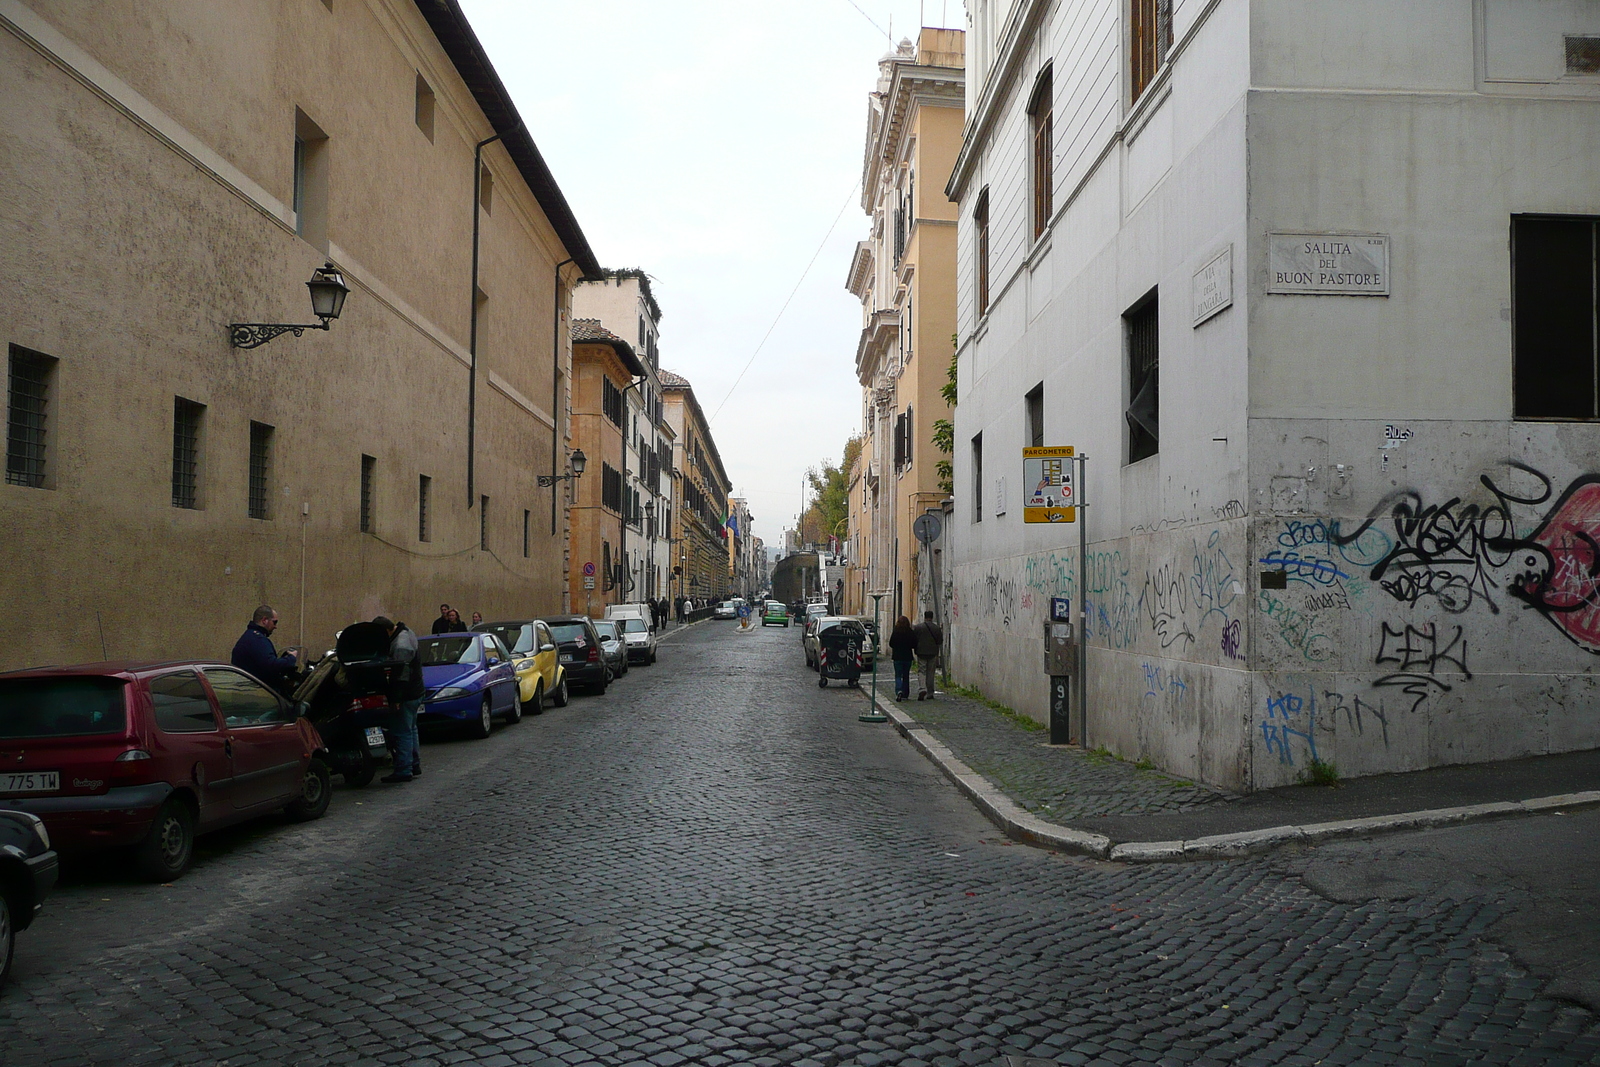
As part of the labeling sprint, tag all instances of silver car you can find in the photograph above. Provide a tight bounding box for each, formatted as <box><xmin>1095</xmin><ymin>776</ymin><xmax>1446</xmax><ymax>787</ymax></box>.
<box><xmin>590</xmin><ymin>619</ymin><xmax>629</xmax><ymax>678</ymax></box>
<box><xmin>618</xmin><ymin>616</ymin><xmax>658</xmax><ymax>664</ymax></box>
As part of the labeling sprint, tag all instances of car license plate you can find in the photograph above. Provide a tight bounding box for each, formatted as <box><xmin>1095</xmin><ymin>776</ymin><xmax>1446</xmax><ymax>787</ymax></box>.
<box><xmin>0</xmin><ymin>771</ymin><xmax>59</xmax><ymax>794</ymax></box>
<box><xmin>365</xmin><ymin>726</ymin><xmax>387</xmax><ymax>746</ymax></box>
<box><xmin>560</xmin><ymin>655</ymin><xmax>576</xmax><ymax>663</ymax></box>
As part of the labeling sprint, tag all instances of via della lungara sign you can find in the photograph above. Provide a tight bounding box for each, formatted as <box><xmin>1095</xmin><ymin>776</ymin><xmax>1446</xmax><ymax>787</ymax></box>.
<box><xmin>1023</xmin><ymin>446</ymin><xmax>1075</xmax><ymax>523</ymax></box>
<box><xmin>1267</xmin><ymin>232</ymin><xmax>1389</xmax><ymax>296</ymax></box>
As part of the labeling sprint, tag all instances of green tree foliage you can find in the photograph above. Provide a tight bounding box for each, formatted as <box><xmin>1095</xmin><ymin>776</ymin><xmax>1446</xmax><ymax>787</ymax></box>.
<box><xmin>799</xmin><ymin>436</ymin><xmax>859</xmax><ymax>544</ymax></box>
<box><xmin>932</xmin><ymin>335</ymin><xmax>958</xmax><ymax>494</ymax></box>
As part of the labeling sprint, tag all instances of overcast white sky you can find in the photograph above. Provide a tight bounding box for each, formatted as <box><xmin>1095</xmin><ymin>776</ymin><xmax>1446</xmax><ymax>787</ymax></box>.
<box><xmin>457</xmin><ymin>0</ymin><xmax>962</xmax><ymax>549</ymax></box>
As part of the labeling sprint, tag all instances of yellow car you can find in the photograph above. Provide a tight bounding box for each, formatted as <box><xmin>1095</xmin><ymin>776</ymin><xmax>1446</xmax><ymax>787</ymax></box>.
<box><xmin>473</xmin><ymin>619</ymin><xmax>569</xmax><ymax>714</ymax></box>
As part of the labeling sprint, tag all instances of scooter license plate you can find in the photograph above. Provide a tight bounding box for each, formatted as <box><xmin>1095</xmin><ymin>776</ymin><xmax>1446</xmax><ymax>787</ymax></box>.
<box><xmin>365</xmin><ymin>726</ymin><xmax>387</xmax><ymax>747</ymax></box>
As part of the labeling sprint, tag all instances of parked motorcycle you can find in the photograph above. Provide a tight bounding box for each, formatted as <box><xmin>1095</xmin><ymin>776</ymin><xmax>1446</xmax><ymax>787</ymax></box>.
<box><xmin>291</xmin><ymin>622</ymin><xmax>395</xmax><ymax>787</ymax></box>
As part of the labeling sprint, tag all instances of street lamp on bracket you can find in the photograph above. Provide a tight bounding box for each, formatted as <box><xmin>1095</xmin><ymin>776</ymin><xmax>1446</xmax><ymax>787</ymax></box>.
<box><xmin>537</xmin><ymin>448</ymin><xmax>586</xmax><ymax>488</ymax></box>
<box><xmin>230</xmin><ymin>263</ymin><xmax>351</xmax><ymax>349</ymax></box>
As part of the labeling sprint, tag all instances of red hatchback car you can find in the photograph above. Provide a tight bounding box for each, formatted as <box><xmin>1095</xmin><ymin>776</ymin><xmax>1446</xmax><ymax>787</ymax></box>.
<box><xmin>0</xmin><ymin>661</ymin><xmax>333</xmax><ymax>881</ymax></box>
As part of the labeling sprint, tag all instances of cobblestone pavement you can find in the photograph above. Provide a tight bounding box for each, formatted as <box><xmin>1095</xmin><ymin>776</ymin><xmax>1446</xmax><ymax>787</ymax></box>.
<box><xmin>894</xmin><ymin>684</ymin><xmax>1233</xmax><ymax>821</ymax></box>
<box><xmin>3</xmin><ymin>622</ymin><xmax>1597</xmax><ymax>1066</ymax></box>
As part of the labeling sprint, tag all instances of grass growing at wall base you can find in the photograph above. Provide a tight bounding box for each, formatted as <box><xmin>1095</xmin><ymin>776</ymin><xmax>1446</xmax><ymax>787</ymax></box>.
<box><xmin>940</xmin><ymin>679</ymin><xmax>1046</xmax><ymax>733</ymax></box>
<box><xmin>1299</xmin><ymin>759</ymin><xmax>1341</xmax><ymax>787</ymax></box>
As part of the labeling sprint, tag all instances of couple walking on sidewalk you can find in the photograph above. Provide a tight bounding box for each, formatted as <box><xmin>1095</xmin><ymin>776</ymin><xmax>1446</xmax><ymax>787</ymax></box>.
<box><xmin>888</xmin><ymin>610</ymin><xmax>942</xmax><ymax>701</ymax></box>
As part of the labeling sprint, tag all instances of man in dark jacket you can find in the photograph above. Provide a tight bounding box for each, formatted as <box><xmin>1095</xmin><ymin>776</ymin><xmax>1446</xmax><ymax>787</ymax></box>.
<box><xmin>375</xmin><ymin>616</ymin><xmax>423</xmax><ymax>783</ymax></box>
<box><xmin>911</xmin><ymin>610</ymin><xmax>943</xmax><ymax>700</ymax></box>
<box><xmin>430</xmin><ymin>603</ymin><xmax>456</xmax><ymax>635</ymax></box>
<box><xmin>231</xmin><ymin>605</ymin><xmax>301</xmax><ymax>696</ymax></box>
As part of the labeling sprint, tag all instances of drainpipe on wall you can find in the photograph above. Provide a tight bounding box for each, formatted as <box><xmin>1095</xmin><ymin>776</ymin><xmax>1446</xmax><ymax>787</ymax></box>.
<box><xmin>551</xmin><ymin>257</ymin><xmax>575</xmax><ymax>535</ymax></box>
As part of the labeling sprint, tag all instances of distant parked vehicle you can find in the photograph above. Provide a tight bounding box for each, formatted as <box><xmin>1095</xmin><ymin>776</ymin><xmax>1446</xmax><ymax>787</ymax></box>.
<box><xmin>713</xmin><ymin>599</ymin><xmax>743</xmax><ymax>621</ymax></box>
<box><xmin>0</xmin><ymin>662</ymin><xmax>332</xmax><ymax>882</ymax></box>
<box><xmin>0</xmin><ymin>809</ymin><xmax>57</xmax><ymax>989</ymax></box>
<box><xmin>473</xmin><ymin>619</ymin><xmax>569</xmax><ymax>714</ymax></box>
<box><xmin>618</xmin><ymin>616</ymin><xmax>658</xmax><ymax>664</ymax></box>
<box><xmin>416</xmin><ymin>633</ymin><xmax>520</xmax><ymax>737</ymax></box>
<box><xmin>605</xmin><ymin>603</ymin><xmax>655</xmax><ymax>631</ymax></box>
<box><xmin>591</xmin><ymin>619</ymin><xmax>630</xmax><ymax>679</ymax></box>
<box><xmin>804</xmin><ymin>617</ymin><xmax>869</xmax><ymax>670</ymax></box>
<box><xmin>540</xmin><ymin>616</ymin><xmax>611</xmax><ymax>694</ymax></box>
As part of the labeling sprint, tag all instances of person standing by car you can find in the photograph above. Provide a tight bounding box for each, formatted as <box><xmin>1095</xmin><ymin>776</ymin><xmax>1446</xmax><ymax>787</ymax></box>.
<box><xmin>912</xmin><ymin>610</ymin><xmax>943</xmax><ymax>700</ymax></box>
<box><xmin>470</xmin><ymin>611</ymin><xmax>483</xmax><ymax>628</ymax></box>
<box><xmin>431</xmin><ymin>603</ymin><xmax>455</xmax><ymax>635</ymax></box>
<box><xmin>441</xmin><ymin>608</ymin><xmax>467</xmax><ymax>633</ymax></box>
<box><xmin>231</xmin><ymin>605</ymin><xmax>302</xmax><ymax>696</ymax></box>
<box><xmin>375</xmin><ymin>616</ymin><xmax>423</xmax><ymax>783</ymax></box>
<box><xmin>887</xmin><ymin>616</ymin><xmax>916</xmax><ymax>701</ymax></box>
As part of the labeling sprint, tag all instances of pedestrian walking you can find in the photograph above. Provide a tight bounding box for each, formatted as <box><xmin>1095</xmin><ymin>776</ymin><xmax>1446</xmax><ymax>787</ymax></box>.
<box><xmin>887</xmin><ymin>615</ymin><xmax>916</xmax><ymax>701</ymax></box>
<box><xmin>912</xmin><ymin>610</ymin><xmax>943</xmax><ymax>700</ymax></box>
<box><xmin>430</xmin><ymin>603</ymin><xmax>455</xmax><ymax>635</ymax></box>
<box><xmin>374</xmin><ymin>616</ymin><xmax>423</xmax><ymax>783</ymax></box>
<box><xmin>675</xmin><ymin>595</ymin><xmax>685</xmax><ymax>623</ymax></box>
<box><xmin>230</xmin><ymin>605</ymin><xmax>303</xmax><ymax>696</ymax></box>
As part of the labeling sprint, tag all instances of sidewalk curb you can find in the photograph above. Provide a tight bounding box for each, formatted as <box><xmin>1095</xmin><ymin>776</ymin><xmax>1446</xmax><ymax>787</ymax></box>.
<box><xmin>868</xmin><ymin>691</ymin><xmax>1600</xmax><ymax>863</ymax></box>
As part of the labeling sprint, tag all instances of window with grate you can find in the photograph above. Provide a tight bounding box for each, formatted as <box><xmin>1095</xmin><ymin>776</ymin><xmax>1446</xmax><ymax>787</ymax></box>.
<box><xmin>1514</xmin><ymin>216</ymin><xmax>1599</xmax><ymax>419</ymax></box>
<box><xmin>480</xmin><ymin>495</ymin><xmax>489</xmax><ymax>550</ymax></box>
<box><xmin>418</xmin><ymin>474</ymin><xmax>431</xmax><ymax>542</ymax></box>
<box><xmin>1131</xmin><ymin>0</ymin><xmax>1174</xmax><ymax>104</ymax></box>
<box><xmin>414</xmin><ymin>73</ymin><xmax>435</xmax><ymax>141</ymax></box>
<box><xmin>975</xmin><ymin>188</ymin><xmax>991</xmax><ymax>317</ymax></box>
<box><xmin>172</xmin><ymin>397</ymin><xmax>204</xmax><ymax>509</ymax></box>
<box><xmin>1026</xmin><ymin>384</ymin><xmax>1045</xmax><ymax>448</ymax></box>
<box><xmin>1567</xmin><ymin>35</ymin><xmax>1600</xmax><ymax>75</ymax></box>
<box><xmin>971</xmin><ymin>432</ymin><xmax>984</xmax><ymax>522</ymax></box>
<box><xmin>523</xmin><ymin>508</ymin><xmax>531</xmax><ymax>557</ymax></box>
<box><xmin>1029</xmin><ymin>66</ymin><xmax>1053</xmax><ymax>240</ymax></box>
<box><xmin>1125</xmin><ymin>290</ymin><xmax>1160</xmax><ymax>463</ymax></box>
<box><xmin>360</xmin><ymin>454</ymin><xmax>375</xmax><ymax>532</ymax></box>
<box><xmin>248</xmin><ymin>421</ymin><xmax>273</xmax><ymax>519</ymax></box>
<box><xmin>6</xmin><ymin>345</ymin><xmax>54</xmax><ymax>489</ymax></box>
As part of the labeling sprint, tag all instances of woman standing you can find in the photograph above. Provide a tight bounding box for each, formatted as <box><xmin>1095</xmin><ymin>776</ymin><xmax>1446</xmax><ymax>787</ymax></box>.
<box><xmin>887</xmin><ymin>615</ymin><xmax>916</xmax><ymax>701</ymax></box>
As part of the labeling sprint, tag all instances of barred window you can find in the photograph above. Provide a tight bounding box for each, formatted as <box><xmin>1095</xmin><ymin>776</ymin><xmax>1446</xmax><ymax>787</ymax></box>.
<box><xmin>360</xmin><ymin>454</ymin><xmax>375</xmax><ymax>532</ymax></box>
<box><xmin>172</xmin><ymin>398</ymin><xmax>204</xmax><ymax>509</ymax></box>
<box><xmin>248</xmin><ymin>422</ymin><xmax>273</xmax><ymax>520</ymax></box>
<box><xmin>479</xmin><ymin>495</ymin><xmax>489</xmax><ymax>551</ymax></box>
<box><xmin>1125</xmin><ymin>290</ymin><xmax>1160</xmax><ymax>463</ymax></box>
<box><xmin>523</xmin><ymin>508</ymin><xmax>531</xmax><ymax>558</ymax></box>
<box><xmin>418</xmin><ymin>474</ymin><xmax>431</xmax><ymax>542</ymax></box>
<box><xmin>6</xmin><ymin>345</ymin><xmax>54</xmax><ymax>489</ymax></box>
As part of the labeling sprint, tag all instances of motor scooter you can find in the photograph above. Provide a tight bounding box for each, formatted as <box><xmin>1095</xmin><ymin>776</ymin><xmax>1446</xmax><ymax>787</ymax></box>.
<box><xmin>291</xmin><ymin>621</ymin><xmax>395</xmax><ymax>786</ymax></box>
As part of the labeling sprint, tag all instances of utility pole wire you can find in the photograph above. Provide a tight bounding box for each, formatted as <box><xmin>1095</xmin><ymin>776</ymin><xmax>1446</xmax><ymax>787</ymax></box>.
<box><xmin>707</xmin><ymin>182</ymin><xmax>860</xmax><ymax>423</ymax></box>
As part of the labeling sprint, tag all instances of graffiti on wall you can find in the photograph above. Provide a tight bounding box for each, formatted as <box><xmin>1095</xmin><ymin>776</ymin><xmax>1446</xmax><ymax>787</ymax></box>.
<box><xmin>1333</xmin><ymin>467</ymin><xmax>1600</xmax><ymax>653</ymax></box>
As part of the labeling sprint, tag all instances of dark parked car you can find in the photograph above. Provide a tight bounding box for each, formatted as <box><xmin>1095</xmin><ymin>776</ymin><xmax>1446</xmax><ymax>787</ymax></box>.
<box><xmin>540</xmin><ymin>616</ymin><xmax>610</xmax><ymax>694</ymax></box>
<box><xmin>0</xmin><ymin>809</ymin><xmax>57</xmax><ymax>989</ymax></box>
<box><xmin>0</xmin><ymin>663</ymin><xmax>332</xmax><ymax>882</ymax></box>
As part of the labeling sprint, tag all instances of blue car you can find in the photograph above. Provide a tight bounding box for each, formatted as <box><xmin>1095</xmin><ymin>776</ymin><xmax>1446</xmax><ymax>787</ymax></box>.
<box><xmin>416</xmin><ymin>632</ymin><xmax>520</xmax><ymax>739</ymax></box>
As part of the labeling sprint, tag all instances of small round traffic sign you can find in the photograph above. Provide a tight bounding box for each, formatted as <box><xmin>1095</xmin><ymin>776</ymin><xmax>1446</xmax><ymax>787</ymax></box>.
<box><xmin>913</xmin><ymin>512</ymin><xmax>943</xmax><ymax>545</ymax></box>
<box><xmin>582</xmin><ymin>562</ymin><xmax>596</xmax><ymax>576</ymax></box>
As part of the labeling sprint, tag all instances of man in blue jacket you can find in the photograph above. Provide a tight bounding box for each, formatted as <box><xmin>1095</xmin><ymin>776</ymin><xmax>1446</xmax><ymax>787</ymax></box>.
<box><xmin>231</xmin><ymin>605</ymin><xmax>302</xmax><ymax>695</ymax></box>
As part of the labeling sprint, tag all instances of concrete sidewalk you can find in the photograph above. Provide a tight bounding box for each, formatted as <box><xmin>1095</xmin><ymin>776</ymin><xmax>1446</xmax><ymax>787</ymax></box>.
<box><xmin>866</xmin><ymin>684</ymin><xmax>1600</xmax><ymax>862</ymax></box>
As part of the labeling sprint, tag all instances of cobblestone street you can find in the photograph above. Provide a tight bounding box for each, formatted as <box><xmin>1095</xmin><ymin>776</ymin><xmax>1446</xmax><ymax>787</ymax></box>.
<box><xmin>3</xmin><ymin>622</ymin><xmax>1597</xmax><ymax>1067</ymax></box>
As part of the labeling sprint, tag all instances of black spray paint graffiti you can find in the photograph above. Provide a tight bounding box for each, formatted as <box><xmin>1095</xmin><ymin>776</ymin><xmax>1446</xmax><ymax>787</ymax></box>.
<box><xmin>1331</xmin><ymin>466</ymin><xmax>1600</xmax><ymax>654</ymax></box>
<box><xmin>1372</xmin><ymin>621</ymin><xmax>1469</xmax><ymax>713</ymax></box>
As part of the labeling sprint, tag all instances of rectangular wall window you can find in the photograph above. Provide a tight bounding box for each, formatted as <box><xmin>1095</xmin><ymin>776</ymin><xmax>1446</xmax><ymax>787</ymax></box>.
<box><xmin>1026</xmin><ymin>383</ymin><xmax>1045</xmax><ymax>448</ymax></box>
<box><xmin>248</xmin><ymin>421</ymin><xmax>273</xmax><ymax>520</ymax></box>
<box><xmin>172</xmin><ymin>397</ymin><xmax>204</xmax><ymax>509</ymax></box>
<box><xmin>360</xmin><ymin>454</ymin><xmax>374</xmax><ymax>532</ymax></box>
<box><xmin>975</xmin><ymin>188</ymin><xmax>991</xmax><ymax>317</ymax></box>
<box><xmin>971</xmin><ymin>432</ymin><xmax>984</xmax><ymax>522</ymax></box>
<box><xmin>1131</xmin><ymin>0</ymin><xmax>1173</xmax><ymax>103</ymax></box>
<box><xmin>479</xmin><ymin>495</ymin><xmax>489</xmax><ymax>550</ymax></box>
<box><xmin>414</xmin><ymin>73</ymin><xmax>435</xmax><ymax>141</ymax></box>
<box><xmin>418</xmin><ymin>474</ymin><xmax>431</xmax><ymax>542</ymax></box>
<box><xmin>523</xmin><ymin>508</ymin><xmax>531</xmax><ymax>557</ymax></box>
<box><xmin>1029</xmin><ymin>66</ymin><xmax>1053</xmax><ymax>240</ymax></box>
<box><xmin>6</xmin><ymin>345</ymin><xmax>54</xmax><ymax>489</ymax></box>
<box><xmin>1125</xmin><ymin>290</ymin><xmax>1160</xmax><ymax>463</ymax></box>
<box><xmin>293</xmin><ymin>108</ymin><xmax>329</xmax><ymax>251</ymax></box>
<box><xmin>1514</xmin><ymin>216</ymin><xmax>1599</xmax><ymax>420</ymax></box>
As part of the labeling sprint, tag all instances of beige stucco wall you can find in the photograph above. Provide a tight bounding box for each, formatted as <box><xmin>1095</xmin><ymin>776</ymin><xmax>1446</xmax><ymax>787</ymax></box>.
<box><xmin>0</xmin><ymin>1</ymin><xmax>582</xmax><ymax>667</ymax></box>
